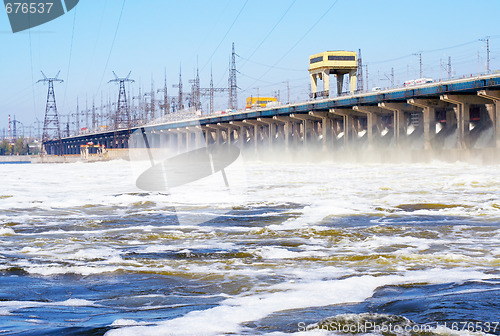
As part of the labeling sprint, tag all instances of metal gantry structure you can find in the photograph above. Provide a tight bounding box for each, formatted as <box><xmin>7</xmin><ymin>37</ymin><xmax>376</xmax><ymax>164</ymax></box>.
<box><xmin>173</xmin><ymin>66</ymin><xmax>184</xmax><ymax>111</ymax></box>
<box><xmin>144</xmin><ymin>77</ymin><xmax>156</xmax><ymax>121</ymax></box>
<box><xmin>157</xmin><ymin>71</ymin><xmax>170</xmax><ymax>116</ymax></box>
<box><xmin>33</xmin><ymin>44</ymin><xmax>241</xmax><ymax>146</ymax></box>
<box><xmin>228</xmin><ymin>42</ymin><xmax>238</xmax><ymax>110</ymax></box>
<box><xmin>10</xmin><ymin>115</ymin><xmax>23</xmax><ymax>139</ymax></box>
<box><xmin>201</xmin><ymin>69</ymin><xmax>229</xmax><ymax>114</ymax></box>
<box><xmin>17</xmin><ymin>39</ymin><xmax>499</xmax><ymax>150</ymax></box>
<box><xmin>108</xmin><ymin>71</ymin><xmax>135</xmax><ymax>131</ymax></box>
<box><xmin>479</xmin><ymin>36</ymin><xmax>490</xmax><ymax>74</ymax></box>
<box><xmin>37</xmin><ymin>71</ymin><xmax>63</xmax><ymax>155</ymax></box>
<box><xmin>17</xmin><ymin>42</ymin><xmax>245</xmax><ymax>149</ymax></box>
<box><xmin>356</xmin><ymin>49</ymin><xmax>364</xmax><ymax>93</ymax></box>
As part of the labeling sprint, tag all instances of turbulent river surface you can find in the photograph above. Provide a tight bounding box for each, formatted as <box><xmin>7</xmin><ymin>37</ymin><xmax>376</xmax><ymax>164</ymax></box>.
<box><xmin>0</xmin><ymin>159</ymin><xmax>499</xmax><ymax>336</ymax></box>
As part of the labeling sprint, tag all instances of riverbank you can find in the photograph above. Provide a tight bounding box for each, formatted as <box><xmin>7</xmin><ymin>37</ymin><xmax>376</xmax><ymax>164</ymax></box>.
<box><xmin>0</xmin><ymin>149</ymin><xmax>129</xmax><ymax>164</ymax></box>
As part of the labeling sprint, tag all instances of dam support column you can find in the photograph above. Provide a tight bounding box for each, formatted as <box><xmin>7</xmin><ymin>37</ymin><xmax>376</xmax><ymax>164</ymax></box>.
<box><xmin>440</xmin><ymin>95</ymin><xmax>470</xmax><ymax>150</ymax></box>
<box><xmin>274</xmin><ymin>116</ymin><xmax>293</xmax><ymax>152</ymax></box>
<box><xmin>201</xmin><ymin>126</ymin><xmax>214</xmax><ymax>146</ymax></box>
<box><xmin>309</xmin><ymin>111</ymin><xmax>334</xmax><ymax>152</ymax></box>
<box><xmin>290</xmin><ymin>113</ymin><xmax>322</xmax><ymax>147</ymax></box>
<box><xmin>258</xmin><ymin>118</ymin><xmax>283</xmax><ymax>148</ymax></box>
<box><xmin>378</xmin><ymin>102</ymin><xmax>408</xmax><ymax>148</ymax></box>
<box><xmin>440</xmin><ymin>95</ymin><xmax>491</xmax><ymax>150</ymax></box>
<box><xmin>180</xmin><ymin>128</ymin><xmax>192</xmax><ymax>151</ymax></box>
<box><xmin>478</xmin><ymin>90</ymin><xmax>500</xmax><ymax>148</ymax></box>
<box><xmin>159</xmin><ymin>131</ymin><xmax>168</xmax><ymax>149</ymax></box>
<box><xmin>230</xmin><ymin>121</ymin><xmax>248</xmax><ymax>150</ymax></box>
<box><xmin>215</xmin><ymin>123</ymin><xmax>234</xmax><ymax>146</ymax></box>
<box><xmin>171</xmin><ymin>129</ymin><xmax>183</xmax><ymax>153</ymax></box>
<box><xmin>205</xmin><ymin>124</ymin><xmax>224</xmax><ymax>146</ymax></box>
<box><xmin>330</xmin><ymin>108</ymin><xmax>358</xmax><ymax>149</ymax></box>
<box><xmin>193</xmin><ymin>126</ymin><xmax>204</xmax><ymax>149</ymax></box>
<box><xmin>407</xmin><ymin>99</ymin><xmax>437</xmax><ymax>150</ymax></box>
<box><xmin>353</xmin><ymin>106</ymin><xmax>384</xmax><ymax>148</ymax></box>
<box><xmin>244</xmin><ymin>119</ymin><xmax>266</xmax><ymax>153</ymax></box>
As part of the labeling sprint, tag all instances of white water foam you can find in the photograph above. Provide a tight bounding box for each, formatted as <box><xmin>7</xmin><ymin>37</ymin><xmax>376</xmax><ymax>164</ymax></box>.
<box><xmin>0</xmin><ymin>227</ymin><xmax>15</xmax><ymax>236</ymax></box>
<box><xmin>1</xmin><ymin>160</ymin><xmax>499</xmax><ymax>334</ymax></box>
<box><xmin>106</xmin><ymin>269</ymin><xmax>494</xmax><ymax>336</ymax></box>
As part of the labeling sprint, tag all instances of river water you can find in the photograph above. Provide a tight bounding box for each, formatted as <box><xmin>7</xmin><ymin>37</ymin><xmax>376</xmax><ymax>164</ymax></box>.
<box><xmin>0</xmin><ymin>159</ymin><xmax>499</xmax><ymax>335</ymax></box>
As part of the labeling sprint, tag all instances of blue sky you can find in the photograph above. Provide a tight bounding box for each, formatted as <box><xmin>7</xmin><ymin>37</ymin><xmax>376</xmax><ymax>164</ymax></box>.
<box><xmin>1</xmin><ymin>0</ymin><xmax>499</xmax><ymax>134</ymax></box>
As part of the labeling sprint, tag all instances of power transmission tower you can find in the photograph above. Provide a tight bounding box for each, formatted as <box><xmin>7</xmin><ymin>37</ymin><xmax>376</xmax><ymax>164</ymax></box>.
<box><xmin>391</xmin><ymin>67</ymin><xmax>395</xmax><ymax>88</ymax></box>
<box><xmin>133</xmin><ymin>87</ymin><xmax>144</xmax><ymax>122</ymax></box>
<box><xmin>12</xmin><ymin>115</ymin><xmax>18</xmax><ymax>139</ymax></box>
<box><xmin>75</xmin><ymin>97</ymin><xmax>80</xmax><ymax>134</ymax></box>
<box><xmin>357</xmin><ymin>49</ymin><xmax>364</xmax><ymax>92</ymax></box>
<box><xmin>85</xmin><ymin>97</ymin><xmax>89</xmax><ymax>130</ymax></box>
<box><xmin>157</xmin><ymin>70</ymin><xmax>170</xmax><ymax>116</ymax></box>
<box><xmin>286</xmin><ymin>81</ymin><xmax>290</xmax><ymax>104</ymax></box>
<box><xmin>479</xmin><ymin>37</ymin><xmax>490</xmax><ymax>74</ymax></box>
<box><xmin>107</xmin><ymin>96</ymin><xmax>113</xmax><ymax>126</ymax></box>
<box><xmin>65</xmin><ymin>114</ymin><xmax>70</xmax><ymax>137</ymax></box>
<box><xmin>365</xmin><ymin>65</ymin><xmax>369</xmax><ymax>90</ymax></box>
<box><xmin>34</xmin><ymin>118</ymin><xmax>42</xmax><ymax>140</ymax></box>
<box><xmin>11</xmin><ymin>117</ymin><xmax>24</xmax><ymax>139</ymax></box>
<box><xmin>189</xmin><ymin>68</ymin><xmax>202</xmax><ymax>111</ymax></box>
<box><xmin>37</xmin><ymin>71</ymin><xmax>63</xmax><ymax>155</ymax></box>
<box><xmin>92</xmin><ymin>99</ymin><xmax>97</xmax><ymax>131</ymax></box>
<box><xmin>100</xmin><ymin>93</ymin><xmax>104</xmax><ymax>127</ymax></box>
<box><xmin>210</xmin><ymin>71</ymin><xmax>214</xmax><ymax>113</ymax></box>
<box><xmin>413</xmin><ymin>52</ymin><xmax>423</xmax><ymax>78</ymax></box>
<box><xmin>108</xmin><ymin>71</ymin><xmax>135</xmax><ymax>131</ymax></box>
<box><xmin>173</xmin><ymin>66</ymin><xmax>184</xmax><ymax>111</ymax></box>
<box><xmin>228</xmin><ymin>42</ymin><xmax>238</xmax><ymax>110</ymax></box>
<box><xmin>200</xmin><ymin>69</ymin><xmax>229</xmax><ymax>114</ymax></box>
<box><xmin>487</xmin><ymin>37</ymin><xmax>490</xmax><ymax>74</ymax></box>
<box><xmin>144</xmin><ymin>77</ymin><xmax>156</xmax><ymax>121</ymax></box>
<box><xmin>420</xmin><ymin>53</ymin><xmax>423</xmax><ymax>78</ymax></box>
<box><xmin>448</xmin><ymin>56</ymin><xmax>452</xmax><ymax>80</ymax></box>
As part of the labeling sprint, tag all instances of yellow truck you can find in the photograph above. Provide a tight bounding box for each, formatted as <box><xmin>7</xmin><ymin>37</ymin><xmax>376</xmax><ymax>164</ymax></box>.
<box><xmin>246</xmin><ymin>97</ymin><xmax>278</xmax><ymax>109</ymax></box>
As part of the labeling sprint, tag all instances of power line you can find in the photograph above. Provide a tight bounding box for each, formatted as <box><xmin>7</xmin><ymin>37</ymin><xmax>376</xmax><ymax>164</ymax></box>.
<box><xmin>96</xmin><ymin>0</ymin><xmax>126</xmax><ymax>94</ymax></box>
<box><xmin>28</xmin><ymin>22</ymin><xmax>36</xmax><ymax>120</ymax></box>
<box><xmin>200</xmin><ymin>0</ymin><xmax>249</xmax><ymax>73</ymax></box>
<box><xmin>194</xmin><ymin>0</ymin><xmax>232</xmax><ymax>57</ymax></box>
<box><xmin>243</xmin><ymin>0</ymin><xmax>342</xmax><ymax>91</ymax></box>
<box><xmin>237</xmin><ymin>70</ymin><xmax>276</xmax><ymax>84</ymax></box>
<box><xmin>62</xmin><ymin>5</ymin><xmax>78</xmax><ymax>110</ymax></box>
<box><xmin>239</xmin><ymin>0</ymin><xmax>297</xmax><ymax>71</ymax></box>
<box><xmin>367</xmin><ymin>38</ymin><xmax>498</xmax><ymax>65</ymax></box>
<box><xmin>237</xmin><ymin>55</ymin><xmax>302</xmax><ymax>72</ymax></box>
<box><xmin>82</xmin><ymin>1</ymin><xmax>108</xmax><ymax>86</ymax></box>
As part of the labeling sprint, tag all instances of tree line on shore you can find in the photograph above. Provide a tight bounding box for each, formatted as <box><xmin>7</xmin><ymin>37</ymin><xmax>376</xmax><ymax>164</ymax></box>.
<box><xmin>0</xmin><ymin>137</ymin><xmax>39</xmax><ymax>155</ymax></box>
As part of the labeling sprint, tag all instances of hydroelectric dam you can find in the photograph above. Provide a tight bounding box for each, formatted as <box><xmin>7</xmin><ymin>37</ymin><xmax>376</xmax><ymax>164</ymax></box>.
<box><xmin>44</xmin><ymin>73</ymin><xmax>500</xmax><ymax>163</ymax></box>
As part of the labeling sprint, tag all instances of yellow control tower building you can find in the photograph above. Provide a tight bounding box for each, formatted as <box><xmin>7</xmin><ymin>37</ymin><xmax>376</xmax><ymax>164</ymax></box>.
<box><xmin>309</xmin><ymin>51</ymin><xmax>357</xmax><ymax>98</ymax></box>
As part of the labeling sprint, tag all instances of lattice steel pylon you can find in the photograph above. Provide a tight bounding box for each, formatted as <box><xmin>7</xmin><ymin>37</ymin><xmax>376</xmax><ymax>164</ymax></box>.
<box><xmin>189</xmin><ymin>68</ymin><xmax>202</xmax><ymax>111</ymax></box>
<box><xmin>108</xmin><ymin>71</ymin><xmax>134</xmax><ymax>130</ymax></box>
<box><xmin>228</xmin><ymin>42</ymin><xmax>238</xmax><ymax>111</ymax></box>
<box><xmin>144</xmin><ymin>77</ymin><xmax>156</xmax><ymax>122</ymax></box>
<box><xmin>200</xmin><ymin>68</ymin><xmax>228</xmax><ymax>114</ymax></box>
<box><xmin>108</xmin><ymin>72</ymin><xmax>134</xmax><ymax>148</ymax></box>
<box><xmin>356</xmin><ymin>49</ymin><xmax>364</xmax><ymax>93</ymax></box>
<box><xmin>157</xmin><ymin>70</ymin><xmax>170</xmax><ymax>116</ymax></box>
<box><xmin>37</xmin><ymin>71</ymin><xmax>63</xmax><ymax>155</ymax></box>
<box><xmin>177</xmin><ymin>66</ymin><xmax>184</xmax><ymax>111</ymax></box>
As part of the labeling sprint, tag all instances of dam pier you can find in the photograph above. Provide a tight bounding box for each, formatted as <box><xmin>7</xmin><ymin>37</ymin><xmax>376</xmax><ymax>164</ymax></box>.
<box><xmin>44</xmin><ymin>73</ymin><xmax>500</xmax><ymax>163</ymax></box>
